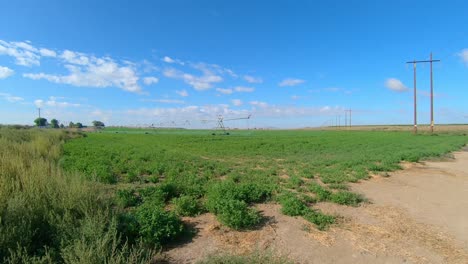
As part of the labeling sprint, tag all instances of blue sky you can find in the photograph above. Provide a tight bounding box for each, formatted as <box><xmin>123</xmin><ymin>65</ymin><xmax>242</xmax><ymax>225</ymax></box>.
<box><xmin>0</xmin><ymin>0</ymin><xmax>467</xmax><ymax>128</ymax></box>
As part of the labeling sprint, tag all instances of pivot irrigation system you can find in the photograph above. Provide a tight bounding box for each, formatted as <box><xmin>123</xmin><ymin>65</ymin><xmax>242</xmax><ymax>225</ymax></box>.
<box><xmin>202</xmin><ymin>114</ymin><xmax>252</xmax><ymax>135</ymax></box>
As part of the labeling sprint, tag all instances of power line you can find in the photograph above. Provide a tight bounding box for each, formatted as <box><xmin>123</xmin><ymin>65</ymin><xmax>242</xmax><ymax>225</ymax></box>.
<box><xmin>406</xmin><ymin>53</ymin><xmax>440</xmax><ymax>134</ymax></box>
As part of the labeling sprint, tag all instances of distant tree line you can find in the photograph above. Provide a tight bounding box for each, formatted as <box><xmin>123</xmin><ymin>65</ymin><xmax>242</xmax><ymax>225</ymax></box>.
<box><xmin>33</xmin><ymin>118</ymin><xmax>105</xmax><ymax>129</ymax></box>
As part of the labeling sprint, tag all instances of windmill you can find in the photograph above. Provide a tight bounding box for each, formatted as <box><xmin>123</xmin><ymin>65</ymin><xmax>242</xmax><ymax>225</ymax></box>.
<box><xmin>202</xmin><ymin>114</ymin><xmax>251</xmax><ymax>135</ymax></box>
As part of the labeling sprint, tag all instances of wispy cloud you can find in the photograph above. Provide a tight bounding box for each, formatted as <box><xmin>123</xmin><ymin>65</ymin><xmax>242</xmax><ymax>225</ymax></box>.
<box><xmin>142</xmin><ymin>98</ymin><xmax>185</xmax><ymax>104</ymax></box>
<box><xmin>0</xmin><ymin>40</ymin><xmax>41</xmax><ymax>66</ymax></box>
<box><xmin>385</xmin><ymin>78</ymin><xmax>408</xmax><ymax>92</ymax></box>
<box><xmin>142</xmin><ymin>76</ymin><xmax>159</xmax><ymax>85</ymax></box>
<box><xmin>325</xmin><ymin>87</ymin><xmax>340</xmax><ymax>92</ymax></box>
<box><xmin>250</xmin><ymin>101</ymin><xmax>268</xmax><ymax>108</ymax></box>
<box><xmin>234</xmin><ymin>86</ymin><xmax>254</xmax><ymax>92</ymax></box>
<box><xmin>176</xmin><ymin>89</ymin><xmax>189</xmax><ymax>97</ymax></box>
<box><xmin>39</xmin><ymin>48</ymin><xmax>56</xmax><ymax>57</ymax></box>
<box><xmin>458</xmin><ymin>49</ymin><xmax>468</xmax><ymax>64</ymax></box>
<box><xmin>216</xmin><ymin>88</ymin><xmax>233</xmax><ymax>94</ymax></box>
<box><xmin>231</xmin><ymin>99</ymin><xmax>243</xmax><ymax>106</ymax></box>
<box><xmin>0</xmin><ymin>92</ymin><xmax>24</xmax><ymax>103</ymax></box>
<box><xmin>34</xmin><ymin>96</ymin><xmax>81</xmax><ymax>108</ymax></box>
<box><xmin>0</xmin><ymin>66</ymin><xmax>14</xmax><ymax>79</ymax></box>
<box><xmin>244</xmin><ymin>75</ymin><xmax>263</xmax><ymax>83</ymax></box>
<box><xmin>279</xmin><ymin>78</ymin><xmax>305</xmax><ymax>87</ymax></box>
<box><xmin>163</xmin><ymin>68</ymin><xmax>222</xmax><ymax>91</ymax></box>
<box><xmin>162</xmin><ymin>56</ymin><xmax>185</xmax><ymax>65</ymax></box>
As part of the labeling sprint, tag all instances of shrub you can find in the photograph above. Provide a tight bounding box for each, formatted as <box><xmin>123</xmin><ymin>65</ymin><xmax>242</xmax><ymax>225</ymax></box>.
<box><xmin>135</xmin><ymin>202</ymin><xmax>184</xmax><ymax>246</ymax></box>
<box><xmin>116</xmin><ymin>188</ymin><xmax>141</xmax><ymax>208</ymax></box>
<box><xmin>330</xmin><ymin>191</ymin><xmax>364</xmax><ymax>206</ymax></box>
<box><xmin>139</xmin><ymin>183</ymin><xmax>177</xmax><ymax>204</ymax></box>
<box><xmin>172</xmin><ymin>195</ymin><xmax>204</xmax><ymax>217</ymax></box>
<box><xmin>214</xmin><ymin>199</ymin><xmax>261</xmax><ymax>229</ymax></box>
<box><xmin>277</xmin><ymin>193</ymin><xmax>307</xmax><ymax>216</ymax></box>
<box><xmin>205</xmin><ymin>181</ymin><xmax>264</xmax><ymax>229</ymax></box>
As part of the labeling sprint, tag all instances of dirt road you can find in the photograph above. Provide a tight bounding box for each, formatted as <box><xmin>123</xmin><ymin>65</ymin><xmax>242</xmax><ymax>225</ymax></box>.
<box><xmin>165</xmin><ymin>150</ymin><xmax>468</xmax><ymax>264</ymax></box>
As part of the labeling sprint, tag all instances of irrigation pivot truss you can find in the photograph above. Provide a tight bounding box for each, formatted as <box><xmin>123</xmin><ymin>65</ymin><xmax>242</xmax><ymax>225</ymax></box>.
<box><xmin>202</xmin><ymin>114</ymin><xmax>252</xmax><ymax>135</ymax></box>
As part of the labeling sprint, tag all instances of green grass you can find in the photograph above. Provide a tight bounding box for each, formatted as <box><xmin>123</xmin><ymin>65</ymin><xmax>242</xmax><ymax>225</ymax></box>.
<box><xmin>59</xmin><ymin>129</ymin><xmax>466</xmax><ymax>231</ymax></box>
<box><xmin>0</xmin><ymin>127</ymin><xmax>154</xmax><ymax>263</ymax></box>
<box><xmin>4</xmin><ymin>127</ymin><xmax>465</xmax><ymax>261</ymax></box>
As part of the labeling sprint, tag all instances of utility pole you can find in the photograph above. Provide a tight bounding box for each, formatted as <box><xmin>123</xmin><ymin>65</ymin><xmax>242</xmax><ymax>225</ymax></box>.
<box><xmin>430</xmin><ymin>53</ymin><xmax>435</xmax><ymax>133</ymax></box>
<box><xmin>406</xmin><ymin>53</ymin><xmax>440</xmax><ymax>134</ymax></box>
<box><xmin>345</xmin><ymin>110</ymin><xmax>348</xmax><ymax>127</ymax></box>
<box><xmin>344</xmin><ymin>109</ymin><xmax>352</xmax><ymax>128</ymax></box>
<box><xmin>38</xmin><ymin>108</ymin><xmax>41</xmax><ymax>118</ymax></box>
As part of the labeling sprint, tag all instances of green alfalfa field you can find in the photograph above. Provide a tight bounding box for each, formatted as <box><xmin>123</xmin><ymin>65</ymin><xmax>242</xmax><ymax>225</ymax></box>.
<box><xmin>1</xmin><ymin>126</ymin><xmax>466</xmax><ymax>263</ymax></box>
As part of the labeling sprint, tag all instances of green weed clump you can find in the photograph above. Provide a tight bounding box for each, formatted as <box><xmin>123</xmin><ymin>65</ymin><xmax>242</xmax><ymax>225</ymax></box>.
<box><xmin>303</xmin><ymin>210</ymin><xmax>336</xmax><ymax>231</ymax></box>
<box><xmin>330</xmin><ymin>191</ymin><xmax>365</xmax><ymax>206</ymax></box>
<box><xmin>116</xmin><ymin>188</ymin><xmax>141</xmax><ymax>208</ymax></box>
<box><xmin>172</xmin><ymin>195</ymin><xmax>204</xmax><ymax>217</ymax></box>
<box><xmin>308</xmin><ymin>182</ymin><xmax>332</xmax><ymax>201</ymax></box>
<box><xmin>197</xmin><ymin>250</ymin><xmax>293</xmax><ymax>264</ymax></box>
<box><xmin>277</xmin><ymin>191</ymin><xmax>335</xmax><ymax>230</ymax></box>
<box><xmin>277</xmin><ymin>192</ymin><xmax>308</xmax><ymax>216</ymax></box>
<box><xmin>135</xmin><ymin>202</ymin><xmax>184</xmax><ymax>246</ymax></box>
<box><xmin>205</xmin><ymin>181</ymin><xmax>271</xmax><ymax>229</ymax></box>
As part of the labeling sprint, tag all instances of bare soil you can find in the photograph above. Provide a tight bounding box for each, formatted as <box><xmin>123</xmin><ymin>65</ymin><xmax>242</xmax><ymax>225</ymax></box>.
<box><xmin>164</xmin><ymin>150</ymin><xmax>468</xmax><ymax>264</ymax></box>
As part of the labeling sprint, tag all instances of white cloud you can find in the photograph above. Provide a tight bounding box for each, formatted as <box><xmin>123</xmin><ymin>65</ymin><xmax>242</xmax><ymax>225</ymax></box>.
<box><xmin>24</xmin><ymin>54</ymin><xmax>142</xmax><ymax>93</ymax></box>
<box><xmin>0</xmin><ymin>40</ymin><xmax>143</xmax><ymax>93</ymax></box>
<box><xmin>385</xmin><ymin>78</ymin><xmax>408</xmax><ymax>92</ymax></box>
<box><xmin>216</xmin><ymin>88</ymin><xmax>233</xmax><ymax>94</ymax></box>
<box><xmin>291</xmin><ymin>95</ymin><xmax>300</xmax><ymax>100</ymax></box>
<box><xmin>279</xmin><ymin>78</ymin><xmax>305</xmax><ymax>87</ymax></box>
<box><xmin>234</xmin><ymin>86</ymin><xmax>255</xmax><ymax>93</ymax></box>
<box><xmin>176</xmin><ymin>89</ymin><xmax>189</xmax><ymax>97</ymax></box>
<box><xmin>0</xmin><ymin>92</ymin><xmax>24</xmax><ymax>103</ymax></box>
<box><xmin>231</xmin><ymin>99</ymin><xmax>243</xmax><ymax>106</ymax></box>
<box><xmin>60</xmin><ymin>50</ymin><xmax>90</xmax><ymax>65</ymax></box>
<box><xmin>143</xmin><ymin>76</ymin><xmax>159</xmax><ymax>85</ymax></box>
<box><xmin>35</xmin><ymin>97</ymin><xmax>81</xmax><ymax>108</ymax></box>
<box><xmin>459</xmin><ymin>49</ymin><xmax>468</xmax><ymax>64</ymax></box>
<box><xmin>0</xmin><ymin>40</ymin><xmax>41</xmax><ymax>66</ymax></box>
<box><xmin>39</xmin><ymin>48</ymin><xmax>56</xmax><ymax>57</ymax></box>
<box><xmin>162</xmin><ymin>56</ymin><xmax>185</xmax><ymax>65</ymax></box>
<box><xmin>191</xmin><ymin>62</ymin><xmax>237</xmax><ymax>78</ymax></box>
<box><xmin>143</xmin><ymin>99</ymin><xmax>185</xmax><ymax>104</ymax></box>
<box><xmin>325</xmin><ymin>87</ymin><xmax>340</xmax><ymax>92</ymax></box>
<box><xmin>163</xmin><ymin>56</ymin><xmax>175</xmax><ymax>63</ymax></box>
<box><xmin>244</xmin><ymin>75</ymin><xmax>263</xmax><ymax>83</ymax></box>
<box><xmin>163</xmin><ymin>68</ymin><xmax>222</xmax><ymax>91</ymax></box>
<box><xmin>250</xmin><ymin>101</ymin><xmax>268</xmax><ymax>108</ymax></box>
<box><xmin>0</xmin><ymin>66</ymin><xmax>14</xmax><ymax>79</ymax></box>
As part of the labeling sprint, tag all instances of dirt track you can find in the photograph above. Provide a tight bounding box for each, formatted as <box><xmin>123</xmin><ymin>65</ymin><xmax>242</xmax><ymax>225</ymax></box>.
<box><xmin>165</xmin><ymin>149</ymin><xmax>468</xmax><ymax>264</ymax></box>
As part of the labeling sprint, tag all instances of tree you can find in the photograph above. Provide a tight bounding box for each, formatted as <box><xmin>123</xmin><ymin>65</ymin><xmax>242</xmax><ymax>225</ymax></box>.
<box><xmin>69</xmin><ymin>122</ymin><xmax>75</xmax><ymax>128</ymax></box>
<box><xmin>75</xmin><ymin>122</ymin><xmax>83</xmax><ymax>128</ymax></box>
<box><xmin>60</xmin><ymin>124</ymin><xmax>64</xmax><ymax>129</ymax></box>
<box><xmin>34</xmin><ymin>118</ymin><xmax>47</xmax><ymax>127</ymax></box>
<box><xmin>50</xmin><ymin>119</ymin><xmax>59</xmax><ymax>128</ymax></box>
<box><xmin>92</xmin><ymin>120</ymin><xmax>105</xmax><ymax>128</ymax></box>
